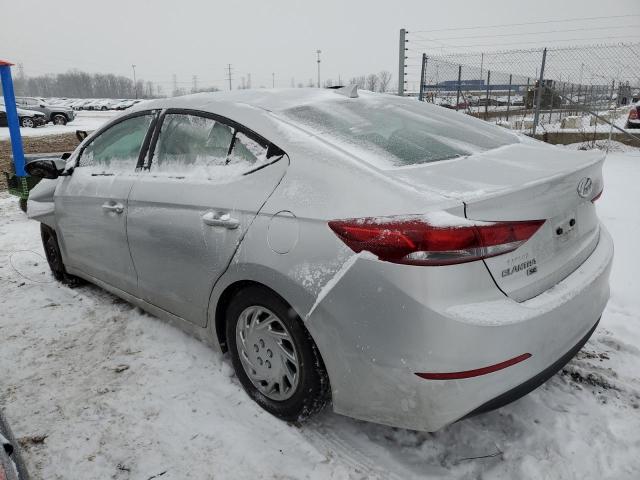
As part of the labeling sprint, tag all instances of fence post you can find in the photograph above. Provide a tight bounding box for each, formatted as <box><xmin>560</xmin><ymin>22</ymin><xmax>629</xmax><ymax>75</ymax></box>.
<box><xmin>532</xmin><ymin>47</ymin><xmax>547</xmax><ymax>136</ymax></box>
<box><xmin>506</xmin><ymin>73</ymin><xmax>512</xmax><ymax>121</ymax></box>
<box><xmin>558</xmin><ymin>82</ymin><xmax>566</xmax><ymax>122</ymax></box>
<box><xmin>456</xmin><ymin>65</ymin><xmax>462</xmax><ymax>111</ymax></box>
<box><xmin>484</xmin><ymin>70</ymin><xmax>491</xmax><ymax>121</ymax></box>
<box><xmin>418</xmin><ymin>53</ymin><xmax>426</xmax><ymax>102</ymax></box>
<box><xmin>576</xmin><ymin>84</ymin><xmax>582</xmax><ymax>115</ymax></box>
<box><xmin>398</xmin><ymin>28</ymin><xmax>406</xmax><ymax>96</ymax></box>
<box><xmin>607</xmin><ymin>80</ymin><xmax>617</xmax><ymax>152</ymax></box>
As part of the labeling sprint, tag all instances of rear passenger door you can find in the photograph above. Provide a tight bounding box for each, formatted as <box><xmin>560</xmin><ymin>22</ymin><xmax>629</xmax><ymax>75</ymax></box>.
<box><xmin>126</xmin><ymin>110</ymin><xmax>288</xmax><ymax>326</ymax></box>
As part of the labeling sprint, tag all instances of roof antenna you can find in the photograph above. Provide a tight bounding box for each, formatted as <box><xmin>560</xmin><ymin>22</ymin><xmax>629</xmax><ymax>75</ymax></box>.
<box><xmin>332</xmin><ymin>84</ymin><xmax>358</xmax><ymax>98</ymax></box>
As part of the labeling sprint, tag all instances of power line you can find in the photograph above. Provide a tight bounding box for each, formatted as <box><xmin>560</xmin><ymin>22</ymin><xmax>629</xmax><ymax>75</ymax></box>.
<box><xmin>411</xmin><ymin>24</ymin><xmax>640</xmax><ymax>43</ymax></box>
<box><xmin>409</xmin><ymin>14</ymin><xmax>640</xmax><ymax>34</ymax></box>
<box><xmin>408</xmin><ymin>34</ymin><xmax>640</xmax><ymax>50</ymax></box>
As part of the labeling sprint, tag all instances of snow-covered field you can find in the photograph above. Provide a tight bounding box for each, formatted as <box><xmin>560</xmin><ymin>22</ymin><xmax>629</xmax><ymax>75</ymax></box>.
<box><xmin>0</xmin><ymin>111</ymin><xmax>118</xmax><ymax>140</ymax></box>
<box><xmin>1</xmin><ymin>150</ymin><xmax>639</xmax><ymax>479</ymax></box>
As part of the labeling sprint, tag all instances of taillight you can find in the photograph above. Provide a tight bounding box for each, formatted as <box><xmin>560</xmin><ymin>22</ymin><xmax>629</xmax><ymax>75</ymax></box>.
<box><xmin>328</xmin><ymin>214</ymin><xmax>545</xmax><ymax>266</ymax></box>
<box><xmin>629</xmin><ymin>108</ymin><xmax>639</xmax><ymax>120</ymax></box>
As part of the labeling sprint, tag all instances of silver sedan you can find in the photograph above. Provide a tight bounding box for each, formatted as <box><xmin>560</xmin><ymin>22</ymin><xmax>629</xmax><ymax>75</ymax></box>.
<box><xmin>26</xmin><ymin>87</ymin><xmax>613</xmax><ymax>431</ymax></box>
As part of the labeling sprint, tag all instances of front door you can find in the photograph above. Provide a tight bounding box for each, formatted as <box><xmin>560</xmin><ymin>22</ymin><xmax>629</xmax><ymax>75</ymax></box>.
<box><xmin>55</xmin><ymin>112</ymin><xmax>156</xmax><ymax>293</ymax></box>
<box><xmin>127</xmin><ymin>110</ymin><xmax>287</xmax><ymax>326</ymax></box>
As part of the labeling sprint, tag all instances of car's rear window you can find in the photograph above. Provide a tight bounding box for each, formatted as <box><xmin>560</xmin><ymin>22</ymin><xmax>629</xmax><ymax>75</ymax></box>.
<box><xmin>283</xmin><ymin>96</ymin><xmax>517</xmax><ymax>167</ymax></box>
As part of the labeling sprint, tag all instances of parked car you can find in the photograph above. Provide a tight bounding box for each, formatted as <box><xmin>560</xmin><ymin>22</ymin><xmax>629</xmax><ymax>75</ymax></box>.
<box><xmin>113</xmin><ymin>99</ymin><xmax>143</xmax><ymax>110</ymax></box>
<box><xmin>0</xmin><ymin>105</ymin><xmax>46</xmax><ymax>128</ymax></box>
<box><xmin>70</xmin><ymin>99</ymin><xmax>93</xmax><ymax>110</ymax></box>
<box><xmin>15</xmin><ymin>97</ymin><xmax>75</xmax><ymax>125</ymax></box>
<box><xmin>626</xmin><ymin>101</ymin><xmax>640</xmax><ymax>129</ymax></box>
<box><xmin>25</xmin><ymin>87</ymin><xmax>612</xmax><ymax>432</ymax></box>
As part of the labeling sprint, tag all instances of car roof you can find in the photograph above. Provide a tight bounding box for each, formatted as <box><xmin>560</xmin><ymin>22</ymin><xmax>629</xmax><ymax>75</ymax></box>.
<box><xmin>128</xmin><ymin>88</ymin><xmax>407</xmax><ymax>149</ymax></box>
<box><xmin>132</xmin><ymin>87</ymin><xmax>397</xmax><ymax>116</ymax></box>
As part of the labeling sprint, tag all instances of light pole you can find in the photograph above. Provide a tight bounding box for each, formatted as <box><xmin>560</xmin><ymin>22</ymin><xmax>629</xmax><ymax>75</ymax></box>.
<box><xmin>272</xmin><ymin>72</ymin><xmax>275</xmax><ymax>88</ymax></box>
<box><xmin>131</xmin><ymin>64</ymin><xmax>137</xmax><ymax>99</ymax></box>
<box><xmin>316</xmin><ymin>50</ymin><xmax>321</xmax><ymax>88</ymax></box>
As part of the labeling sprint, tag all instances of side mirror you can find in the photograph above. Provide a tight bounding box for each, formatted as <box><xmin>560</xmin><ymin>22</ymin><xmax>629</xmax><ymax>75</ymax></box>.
<box><xmin>25</xmin><ymin>159</ymin><xmax>63</xmax><ymax>179</ymax></box>
<box><xmin>76</xmin><ymin>130</ymin><xmax>88</xmax><ymax>141</ymax></box>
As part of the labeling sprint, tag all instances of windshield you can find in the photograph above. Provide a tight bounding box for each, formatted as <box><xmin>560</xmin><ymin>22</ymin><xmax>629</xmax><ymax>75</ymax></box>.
<box><xmin>283</xmin><ymin>96</ymin><xmax>517</xmax><ymax>168</ymax></box>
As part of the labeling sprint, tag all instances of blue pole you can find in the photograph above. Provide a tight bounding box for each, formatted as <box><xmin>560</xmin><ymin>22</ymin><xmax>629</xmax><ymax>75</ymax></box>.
<box><xmin>0</xmin><ymin>63</ymin><xmax>26</xmax><ymax>176</ymax></box>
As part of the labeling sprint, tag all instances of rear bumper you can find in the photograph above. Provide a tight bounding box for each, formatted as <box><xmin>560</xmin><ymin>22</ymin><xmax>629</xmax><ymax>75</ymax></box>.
<box><xmin>464</xmin><ymin>316</ymin><xmax>599</xmax><ymax>418</ymax></box>
<box><xmin>308</xmin><ymin>225</ymin><xmax>613</xmax><ymax>431</ymax></box>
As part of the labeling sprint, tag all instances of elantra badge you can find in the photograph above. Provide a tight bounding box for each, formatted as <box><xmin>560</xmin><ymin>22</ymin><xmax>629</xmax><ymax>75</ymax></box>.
<box><xmin>577</xmin><ymin>177</ymin><xmax>593</xmax><ymax>198</ymax></box>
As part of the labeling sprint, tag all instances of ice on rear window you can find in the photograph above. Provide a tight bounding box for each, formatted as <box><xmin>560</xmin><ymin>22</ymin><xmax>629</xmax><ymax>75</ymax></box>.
<box><xmin>282</xmin><ymin>95</ymin><xmax>517</xmax><ymax>168</ymax></box>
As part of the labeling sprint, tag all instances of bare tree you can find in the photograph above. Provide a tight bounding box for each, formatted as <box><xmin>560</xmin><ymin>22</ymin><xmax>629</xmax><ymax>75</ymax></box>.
<box><xmin>8</xmin><ymin>69</ymin><xmax>161</xmax><ymax>99</ymax></box>
<box><xmin>378</xmin><ymin>71</ymin><xmax>392</xmax><ymax>92</ymax></box>
<box><xmin>366</xmin><ymin>74</ymin><xmax>378</xmax><ymax>92</ymax></box>
<box><xmin>348</xmin><ymin>76</ymin><xmax>366</xmax><ymax>88</ymax></box>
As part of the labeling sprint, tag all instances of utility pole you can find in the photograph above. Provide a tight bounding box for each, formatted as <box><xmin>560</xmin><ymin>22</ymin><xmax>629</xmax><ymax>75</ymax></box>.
<box><xmin>272</xmin><ymin>72</ymin><xmax>275</xmax><ymax>88</ymax></box>
<box><xmin>226</xmin><ymin>64</ymin><xmax>233</xmax><ymax>91</ymax></box>
<box><xmin>172</xmin><ymin>74</ymin><xmax>177</xmax><ymax>96</ymax></box>
<box><xmin>247</xmin><ymin>73</ymin><xmax>251</xmax><ymax>89</ymax></box>
<box><xmin>316</xmin><ymin>50</ymin><xmax>321</xmax><ymax>88</ymax></box>
<box><xmin>132</xmin><ymin>64</ymin><xmax>137</xmax><ymax>99</ymax></box>
<box><xmin>192</xmin><ymin>75</ymin><xmax>198</xmax><ymax>93</ymax></box>
<box><xmin>16</xmin><ymin>62</ymin><xmax>24</xmax><ymax>96</ymax></box>
<box><xmin>398</xmin><ymin>28</ymin><xmax>407</xmax><ymax>96</ymax></box>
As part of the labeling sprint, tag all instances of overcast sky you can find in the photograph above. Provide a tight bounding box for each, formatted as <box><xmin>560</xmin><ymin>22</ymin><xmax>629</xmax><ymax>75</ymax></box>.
<box><xmin>1</xmin><ymin>0</ymin><xmax>638</xmax><ymax>92</ymax></box>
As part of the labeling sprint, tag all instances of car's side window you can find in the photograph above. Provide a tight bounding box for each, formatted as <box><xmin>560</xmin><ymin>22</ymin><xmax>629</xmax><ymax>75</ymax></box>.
<box><xmin>153</xmin><ymin>114</ymin><xmax>233</xmax><ymax>171</ymax></box>
<box><xmin>78</xmin><ymin>114</ymin><xmax>153</xmax><ymax>172</ymax></box>
<box><xmin>227</xmin><ymin>131</ymin><xmax>268</xmax><ymax>166</ymax></box>
<box><xmin>150</xmin><ymin>112</ymin><xmax>280</xmax><ymax>179</ymax></box>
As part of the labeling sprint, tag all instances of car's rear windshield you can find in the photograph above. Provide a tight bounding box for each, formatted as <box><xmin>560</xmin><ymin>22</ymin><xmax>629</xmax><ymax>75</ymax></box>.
<box><xmin>282</xmin><ymin>96</ymin><xmax>517</xmax><ymax>168</ymax></box>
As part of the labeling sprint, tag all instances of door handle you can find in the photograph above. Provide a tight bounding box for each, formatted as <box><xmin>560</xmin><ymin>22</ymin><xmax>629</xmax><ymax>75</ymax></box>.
<box><xmin>202</xmin><ymin>211</ymin><xmax>240</xmax><ymax>229</ymax></box>
<box><xmin>102</xmin><ymin>202</ymin><xmax>124</xmax><ymax>214</ymax></box>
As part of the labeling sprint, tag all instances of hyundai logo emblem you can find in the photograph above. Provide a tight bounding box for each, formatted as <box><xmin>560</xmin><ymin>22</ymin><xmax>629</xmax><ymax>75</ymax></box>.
<box><xmin>577</xmin><ymin>177</ymin><xmax>593</xmax><ymax>198</ymax></box>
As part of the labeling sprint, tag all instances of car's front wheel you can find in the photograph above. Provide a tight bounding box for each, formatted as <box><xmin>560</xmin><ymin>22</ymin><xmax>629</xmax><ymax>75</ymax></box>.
<box><xmin>20</xmin><ymin>117</ymin><xmax>34</xmax><ymax>128</ymax></box>
<box><xmin>226</xmin><ymin>285</ymin><xmax>330</xmax><ymax>422</ymax></box>
<box><xmin>40</xmin><ymin>224</ymin><xmax>83</xmax><ymax>287</ymax></box>
<box><xmin>52</xmin><ymin>114</ymin><xmax>67</xmax><ymax>125</ymax></box>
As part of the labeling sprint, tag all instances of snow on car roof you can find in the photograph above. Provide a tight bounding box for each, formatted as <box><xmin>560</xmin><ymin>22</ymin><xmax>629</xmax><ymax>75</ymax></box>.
<box><xmin>135</xmin><ymin>88</ymin><xmax>366</xmax><ymax>114</ymax></box>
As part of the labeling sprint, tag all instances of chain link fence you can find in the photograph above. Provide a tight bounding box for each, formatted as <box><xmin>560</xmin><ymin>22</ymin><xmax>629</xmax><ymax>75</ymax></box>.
<box><xmin>414</xmin><ymin>43</ymin><xmax>640</xmax><ymax>144</ymax></box>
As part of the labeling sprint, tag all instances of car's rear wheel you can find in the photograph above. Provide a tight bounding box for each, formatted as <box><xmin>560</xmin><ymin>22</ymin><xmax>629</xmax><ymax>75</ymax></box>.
<box><xmin>52</xmin><ymin>114</ymin><xmax>67</xmax><ymax>125</ymax></box>
<box><xmin>20</xmin><ymin>117</ymin><xmax>34</xmax><ymax>128</ymax></box>
<box><xmin>226</xmin><ymin>285</ymin><xmax>330</xmax><ymax>422</ymax></box>
<box><xmin>40</xmin><ymin>224</ymin><xmax>83</xmax><ymax>287</ymax></box>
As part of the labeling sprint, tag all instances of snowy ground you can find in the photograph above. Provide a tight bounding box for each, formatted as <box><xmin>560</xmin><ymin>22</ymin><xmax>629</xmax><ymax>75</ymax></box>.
<box><xmin>0</xmin><ymin>111</ymin><xmax>117</xmax><ymax>140</ymax></box>
<box><xmin>1</xmin><ymin>150</ymin><xmax>639</xmax><ymax>479</ymax></box>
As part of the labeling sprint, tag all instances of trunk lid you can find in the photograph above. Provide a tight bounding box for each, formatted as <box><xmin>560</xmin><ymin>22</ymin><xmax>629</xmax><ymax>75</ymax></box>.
<box><xmin>390</xmin><ymin>143</ymin><xmax>604</xmax><ymax>301</ymax></box>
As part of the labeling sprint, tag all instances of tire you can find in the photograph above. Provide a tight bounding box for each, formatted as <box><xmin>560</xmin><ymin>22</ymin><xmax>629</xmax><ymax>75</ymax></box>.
<box><xmin>101</xmin><ymin>106</ymin><xmax>107</xmax><ymax>111</ymax></box>
<box><xmin>40</xmin><ymin>224</ymin><xmax>83</xmax><ymax>287</ymax></box>
<box><xmin>52</xmin><ymin>114</ymin><xmax>67</xmax><ymax>125</ymax></box>
<box><xmin>226</xmin><ymin>285</ymin><xmax>330</xmax><ymax>422</ymax></box>
<box><xmin>20</xmin><ymin>117</ymin><xmax>34</xmax><ymax>128</ymax></box>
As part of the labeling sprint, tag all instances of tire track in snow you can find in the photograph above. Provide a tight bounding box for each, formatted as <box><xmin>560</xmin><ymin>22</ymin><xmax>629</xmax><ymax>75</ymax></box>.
<box><xmin>301</xmin><ymin>417</ymin><xmax>406</xmax><ymax>480</ymax></box>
